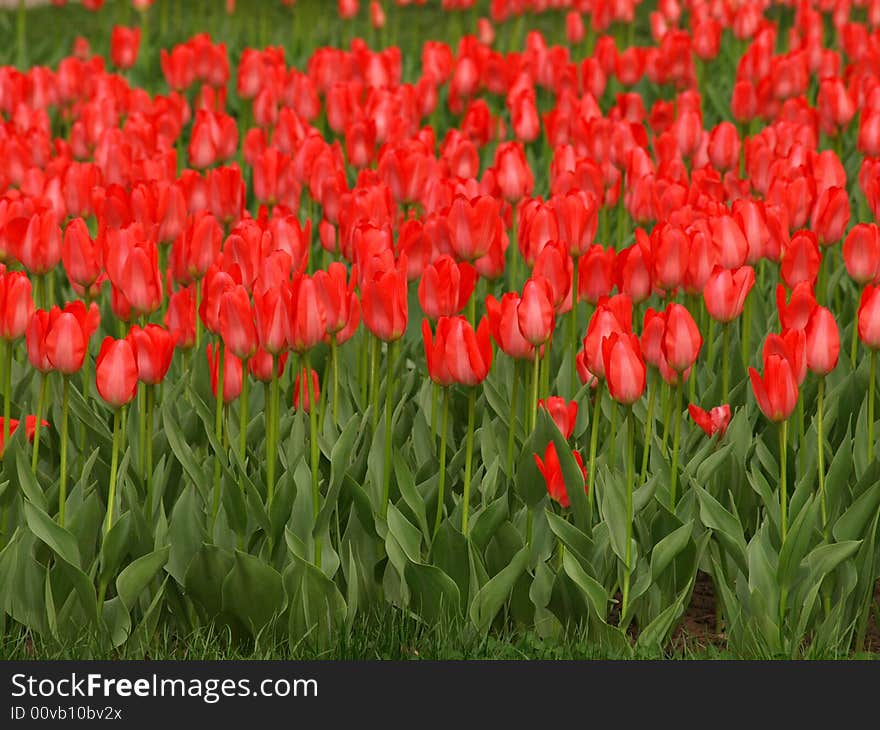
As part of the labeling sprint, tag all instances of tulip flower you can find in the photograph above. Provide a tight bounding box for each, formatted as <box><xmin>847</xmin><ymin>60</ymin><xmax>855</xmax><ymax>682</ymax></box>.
<box><xmin>858</xmin><ymin>285</ymin><xmax>880</xmax><ymax>461</ymax></box>
<box><xmin>0</xmin><ymin>416</ymin><xmax>49</xmax><ymax>457</ymax></box>
<box><xmin>418</xmin><ymin>256</ymin><xmax>477</xmax><ymax>321</ymax></box>
<box><xmin>293</xmin><ymin>367</ymin><xmax>320</xmax><ymax>413</ymax></box>
<box><xmin>688</xmin><ymin>404</ymin><xmax>731</xmax><ymax>438</ymax></box>
<box><xmin>777</xmin><ymin>282</ymin><xmax>817</xmax><ymax>332</ymax></box>
<box><xmin>62</xmin><ymin>218</ymin><xmax>104</xmax><ymax>299</ymax></box>
<box><xmin>533</xmin><ymin>442</ymin><xmax>587</xmax><ymax>509</ymax></box>
<box><xmin>110</xmin><ymin>25</ymin><xmax>141</xmax><ymax>69</ymax></box>
<box><xmin>704</xmin><ymin>265</ymin><xmax>754</xmax><ymax>401</ymax></box>
<box><xmin>538</xmin><ymin>397</ymin><xmax>578</xmax><ymax>441</ymax></box>
<box><xmin>96</xmin><ymin>336</ymin><xmax>139</xmax><ymax>535</ymax></box>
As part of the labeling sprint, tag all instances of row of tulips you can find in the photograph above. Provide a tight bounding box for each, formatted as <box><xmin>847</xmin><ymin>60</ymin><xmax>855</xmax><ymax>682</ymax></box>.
<box><xmin>1</xmin><ymin>0</ymin><xmax>880</xmax><ymax>656</ymax></box>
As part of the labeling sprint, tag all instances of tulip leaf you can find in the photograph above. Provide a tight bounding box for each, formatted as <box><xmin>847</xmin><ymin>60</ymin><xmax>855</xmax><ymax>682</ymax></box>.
<box><xmin>469</xmin><ymin>545</ymin><xmax>528</xmax><ymax>633</ymax></box>
<box><xmin>221</xmin><ymin>550</ymin><xmax>285</xmax><ymax>636</ymax></box>
<box><xmin>116</xmin><ymin>546</ymin><xmax>170</xmax><ymax>612</ymax></box>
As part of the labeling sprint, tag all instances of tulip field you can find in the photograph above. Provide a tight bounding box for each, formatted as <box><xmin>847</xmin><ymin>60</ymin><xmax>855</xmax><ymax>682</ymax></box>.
<box><xmin>2</xmin><ymin>0</ymin><xmax>880</xmax><ymax>660</ymax></box>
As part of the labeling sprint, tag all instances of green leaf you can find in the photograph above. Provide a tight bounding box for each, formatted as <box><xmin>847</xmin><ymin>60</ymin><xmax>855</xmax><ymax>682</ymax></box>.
<box><xmin>99</xmin><ymin>511</ymin><xmax>132</xmax><ymax>585</ymax></box>
<box><xmin>833</xmin><ymin>480</ymin><xmax>880</xmax><ymax>542</ymax></box>
<box><xmin>650</xmin><ymin>520</ymin><xmax>693</xmax><ymax>580</ymax></box>
<box><xmin>469</xmin><ymin>545</ymin><xmax>529</xmax><ymax>632</ymax></box>
<box><xmin>561</xmin><ymin>549</ymin><xmax>608</xmax><ymax>618</ymax></box>
<box><xmin>543</xmin><ymin>409</ymin><xmax>590</xmax><ymax>532</ymax></box>
<box><xmin>184</xmin><ymin>543</ymin><xmax>235</xmax><ymax>619</ymax></box>
<box><xmin>23</xmin><ymin>500</ymin><xmax>80</xmax><ymax>568</ymax></box>
<box><xmin>162</xmin><ymin>405</ymin><xmax>208</xmax><ymax>486</ymax></box>
<box><xmin>545</xmin><ymin>510</ymin><xmax>593</xmax><ymax>566</ymax></box>
<box><xmin>221</xmin><ymin>550</ymin><xmax>285</xmax><ymax>636</ymax></box>
<box><xmin>404</xmin><ymin>562</ymin><xmax>461</xmax><ymax>623</ymax></box>
<box><xmin>695</xmin><ymin>485</ymin><xmax>748</xmax><ymax>575</ymax></box>
<box><xmin>805</xmin><ymin>540</ymin><xmax>862</xmax><ymax>583</ymax></box>
<box><xmin>777</xmin><ymin>497</ymin><xmax>819</xmax><ymax>590</ymax></box>
<box><xmin>116</xmin><ymin>546</ymin><xmax>170</xmax><ymax>612</ymax></box>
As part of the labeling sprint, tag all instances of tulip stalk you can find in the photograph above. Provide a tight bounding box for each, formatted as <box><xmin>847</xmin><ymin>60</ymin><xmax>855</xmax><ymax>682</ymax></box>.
<box><xmin>587</xmin><ymin>386</ymin><xmax>602</xmax><ymax>516</ymax></box>
<box><xmin>433</xmin><ymin>387</ymin><xmax>450</xmax><ymax>539</ymax></box>
<box><xmin>461</xmin><ymin>386</ymin><xmax>476</xmax><ymax>535</ymax></box>
<box><xmin>639</xmin><ymin>370</ymin><xmax>657</xmax><ymax>484</ymax></box>
<box><xmin>145</xmin><ymin>385</ymin><xmax>155</xmax><ymax>518</ymax></box>
<box><xmin>266</xmin><ymin>357</ymin><xmax>279</xmax><ymax>509</ymax></box>
<box><xmin>2</xmin><ymin>340</ymin><xmax>12</xmax><ymax>453</ymax></box>
<box><xmin>741</xmin><ymin>297</ymin><xmax>752</xmax><ymax>368</ymax></box>
<box><xmin>59</xmin><ymin>377</ymin><xmax>70</xmax><ymax>527</ymax></box>
<box><xmin>31</xmin><ymin>372</ymin><xmax>48</xmax><ymax>472</ymax></box>
<box><xmin>104</xmin><ymin>408</ymin><xmax>122</xmax><ymax>535</ymax></box>
<box><xmin>779</xmin><ymin>418</ymin><xmax>789</xmax><ymax>635</ymax></box>
<box><xmin>210</xmin><ymin>342</ymin><xmax>225</xmax><ymax>535</ymax></box>
<box><xmin>569</xmin><ymin>258</ymin><xmax>579</xmax><ymax>397</ymax></box>
<box><xmin>869</xmin><ymin>350</ymin><xmax>876</xmax><ymax>461</ymax></box>
<box><xmin>16</xmin><ymin>0</ymin><xmax>25</xmax><ymax>69</ymax></box>
<box><xmin>506</xmin><ymin>362</ymin><xmax>519</xmax><ymax>478</ymax></box>
<box><xmin>722</xmin><ymin>323</ymin><xmax>730</xmax><ymax>404</ymax></box>
<box><xmin>330</xmin><ymin>339</ymin><xmax>339</xmax><ymax>426</ymax></box>
<box><xmin>238</xmin><ymin>366</ymin><xmax>249</xmax><ymax>481</ymax></box>
<box><xmin>620</xmin><ymin>406</ymin><xmax>635</xmax><ymax>624</ymax></box>
<box><xmin>669</xmin><ymin>384</ymin><xmax>683</xmax><ymax>511</ymax></box>
<box><xmin>306</xmin><ymin>354</ymin><xmax>322</xmax><ymax>567</ymax></box>
<box><xmin>381</xmin><ymin>342</ymin><xmax>397</xmax><ymax>520</ymax></box>
<box><xmin>370</xmin><ymin>336</ymin><xmax>381</xmax><ymax>432</ymax></box>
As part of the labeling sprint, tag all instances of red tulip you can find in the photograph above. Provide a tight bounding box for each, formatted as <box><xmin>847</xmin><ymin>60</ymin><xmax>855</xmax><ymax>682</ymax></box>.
<box><xmin>206</xmin><ymin>343</ymin><xmax>242</xmax><ymax>404</ymax></box>
<box><xmin>219</xmin><ymin>284</ymin><xmax>258</xmax><ymax>360</ymax></box>
<box><xmin>661</xmin><ymin>303</ymin><xmax>702</xmax><ymax>375</ymax></box>
<box><xmin>584</xmin><ymin>294</ymin><xmax>633</xmax><ymax>379</ymax></box>
<box><xmin>602</xmin><ymin>331</ymin><xmax>646</xmax><ymax>405</ymax></box>
<box><xmin>640</xmin><ymin>307</ymin><xmax>666</xmax><ymax>369</ymax></box>
<box><xmin>493</xmin><ymin>142</ymin><xmax>533</xmax><ymax>203</ymax></box>
<box><xmin>422</xmin><ymin>315</ymin><xmax>492</xmax><ymax>387</ymax></box>
<box><xmin>710</xmin><ymin>214</ymin><xmax>748</xmax><ymax>271</ymax></box>
<box><xmin>293</xmin><ymin>367</ymin><xmax>320</xmax><ymax>412</ymax></box>
<box><xmin>688</xmin><ymin>404</ymin><xmax>731</xmax><ymax>438</ymax></box>
<box><xmin>780</xmin><ymin>230</ymin><xmax>821</xmax><ymax>290</ymax></box>
<box><xmin>7</xmin><ymin>210</ymin><xmax>62</xmax><ymax>276</ymax></box>
<box><xmin>858</xmin><ymin>285</ymin><xmax>880</xmax><ymax>350</ymax></box>
<box><xmin>776</xmin><ymin>282</ymin><xmax>817</xmax><ymax>331</ymax></box>
<box><xmin>554</xmin><ymin>191</ymin><xmax>599</xmax><ymax>257</ymax></box>
<box><xmin>485</xmin><ymin>292</ymin><xmax>534</xmax><ymax>360</ymax></box>
<box><xmin>707</xmin><ymin>122</ymin><xmax>740</xmax><ymax>172</ymax></box>
<box><xmin>418</xmin><ymin>255</ymin><xmax>477</xmax><ymax>320</ymax></box>
<box><xmin>0</xmin><ymin>416</ymin><xmax>50</xmax><ymax>455</ymax></box>
<box><xmin>127</xmin><ymin>324</ymin><xmax>175</xmax><ymax>385</ymax></box>
<box><xmin>361</xmin><ymin>258</ymin><xmax>408</xmax><ymax>342</ymax></box>
<box><xmin>110</xmin><ymin>25</ymin><xmax>141</xmax><ymax>70</ymax></box>
<box><xmin>811</xmin><ymin>186</ymin><xmax>849</xmax><ymax>247</ymax></box>
<box><xmin>517</xmin><ymin>278</ymin><xmax>555</xmax><ymax>346</ymax></box>
<box><xmin>314</xmin><ymin>263</ymin><xmax>361</xmax><ymax>344</ymax></box>
<box><xmin>104</xmin><ymin>225</ymin><xmax>163</xmax><ymax>317</ymax></box>
<box><xmin>577</xmin><ymin>244</ymin><xmax>615</xmax><ymax>305</ymax></box>
<box><xmin>532</xmin><ymin>241</ymin><xmax>573</xmax><ymax>314</ymax></box>
<box><xmin>286</xmin><ymin>275</ymin><xmax>325</xmax><ymax>353</ymax></box>
<box><xmin>26</xmin><ymin>301</ymin><xmax>100</xmax><ymax>375</ymax></box>
<box><xmin>253</xmin><ymin>284</ymin><xmax>290</xmax><ymax>355</ymax></box>
<box><xmin>249</xmin><ymin>349</ymin><xmax>288</xmax><ymax>382</ymax></box>
<box><xmin>533</xmin><ymin>442</ymin><xmax>587</xmax><ymax>509</ymax></box>
<box><xmin>95</xmin><ymin>336</ymin><xmax>139</xmax><ymax>408</ymax></box>
<box><xmin>804</xmin><ymin>306</ymin><xmax>840</xmax><ymax>376</ymax></box>
<box><xmin>446</xmin><ymin>195</ymin><xmax>502</xmax><ymax>262</ymax></box>
<box><xmin>763</xmin><ymin>329</ymin><xmax>807</xmax><ymax>385</ymax></box>
<box><xmin>165</xmin><ymin>286</ymin><xmax>197</xmax><ymax>350</ymax></box>
<box><xmin>0</xmin><ymin>270</ymin><xmax>34</xmax><ymax>341</ymax></box>
<box><xmin>703</xmin><ymin>265</ymin><xmax>755</xmax><ymax>323</ymax></box>
<box><xmin>538</xmin><ymin>397</ymin><xmax>578</xmax><ymax>440</ymax></box>
<box><xmin>749</xmin><ymin>354</ymin><xmax>799</xmax><ymax>422</ymax></box>
<box><xmin>843</xmin><ymin>224</ymin><xmax>880</xmax><ymax>286</ymax></box>
<box><xmin>62</xmin><ymin>218</ymin><xmax>104</xmax><ymax>297</ymax></box>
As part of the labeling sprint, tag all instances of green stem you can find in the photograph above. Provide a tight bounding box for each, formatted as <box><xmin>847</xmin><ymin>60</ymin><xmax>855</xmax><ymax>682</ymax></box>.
<box><xmin>306</xmin><ymin>353</ymin><xmax>321</xmax><ymax>568</ymax></box>
<box><xmin>852</xmin><ymin>291</ymin><xmax>862</xmax><ymax>366</ymax></box>
<box><xmin>570</xmin><ymin>256</ymin><xmax>579</xmax><ymax>397</ymax></box>
<box><xmin>194</xmin><ymin>279</ymin><xmax>203</xmax><ymax>353</ymax></box>
<box><xmin>669</xmin><ymin>384</ymin><xmax>683</xmax><ymax>511</ymax></box>
<box><xmin>211</xmin><ymin>341</ymin><xmax>225</xmax><ymax>535</ymax></box>
<box><xmin>530</xmin><ymin>350</ymin><xmax>540</xmax><ymax>432</ymax></box>
<box><xmin>382</xmin><ymin>341</ymin><xmax>396</xmax><ymax>519</ymax></box>
<box><xmin>462</xmin><ymin>387</ymin><xmax>476</xmax><ymax>535</ymax></box>
<box><xmin>238</xmin><ymin>363</ymin><xmax>249</xmax><ymax>490</ymax></box>
<box><xmin>146</xmin><ymin>385</ymin><xmax>154</xmax><ymax>518</ymax></box>
<box><xmin>506</xmin><ymin>361</ymin><xmax>519</xmax><ymax>478</ymax></box>
<box><xmin>433</xmin><ymin>387</ymin><xmax>450</xmax><ymax>539</ymax></box>
<box><xmin>430</xmin><ymin>382</ymin><xmax>438</xmax><ymax>441</ymax></box>
<box><xmin>138</xmin><ymin>386</ymin><xmax>146</xmax><ymax>481</ymax></box>
<box><xmin>266</xmin><ymin>358</ymin><xmax>278</xmax><ymax>509</ymax></box>
<box><xmin>31</xmin><ymin>372</ymin><xmax>47</xmax><ymax>472</ymax></box>
<box><xmin>330</xmin><ymin>338</ymin><xmax>339</xmax><ymax>426</ymax></box>
<box><xmin>620</xmin><ymin>406</ymin><xmax>635</xmax><ymax>624</ymax></box>
<box><xmin>3</xmin><ymin>340</ymin><xmax>11</xmax><ymax>452</ymax></box>
<box><xmin>870</xmin><ymin>351</ymin><xmax>876</xmax><ymax>461</ymax></box>
<box><xmin>104</xmin><ymin>409</ymin><xmax>121</xmax><ymax>535</ymax></box>
<box><xmin>722</xmin><ymin>323</ymin><xmax>730</xmax><ymax>404</ymax></box>
<box><xmin>639</xmin><ymin>371</ymin><xmax>657</xmax><ymax>484</ymax></box>
<box><xmin>741</xmin><ymin>297</ymin><xmax>752</xmax><ymax>368</ymax></box>
<box><xmin>59</xmin><ymin>377</ymin><xmax>70</xmax><ymax>527</ymax></box>
<box><xmin>371</xmin><ymin>336</ymin><xmax>381</xmax><ymax>432</ymax></box>
<box><xmin>588</xmin><ymin>386</ymin><xmax>603</xmax><ymax>513</ymax></box>
<box><xmin>817</xmin><ymin>378</ymin><xmax>828</xmax><ymax>540</ymax></box>
<box><xmin>779</xmin><ymin>418</ymin><xmax>788</xmax><ymax>640</ymax></box>
<box><xmin>16</xmin><ymin>0</ymin><xmax>25</xmax><ymax>69</ymax></box>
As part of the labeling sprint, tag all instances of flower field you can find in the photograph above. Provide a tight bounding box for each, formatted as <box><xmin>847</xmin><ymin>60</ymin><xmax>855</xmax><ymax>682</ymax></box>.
<box><xmin>1</xmin><ymin>0</ymin><xmax>880</xmax><ymax>660</ymax></box>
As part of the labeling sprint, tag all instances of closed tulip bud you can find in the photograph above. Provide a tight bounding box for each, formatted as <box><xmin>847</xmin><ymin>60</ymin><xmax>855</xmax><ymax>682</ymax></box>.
<box><xmin>811</xmin><ymin>186</ymin><xmax>849</xmax><ymax>246</ymax></box>
<box><xmin>858</xmin><ymin>285</ymin><xmax>880</xmax><ymax>350</ymax></box>
<box><xmin>423</xmin><ymin>315</ymin><xmax>492</xmax><ymax>387</ymax></box>
<box><xmin>804</xmin><ymin>306</ymin><xmax>839</xmax><ymax>376</ymax></box>
<box><xmin>252</xmin><ymin>284</ymin><xmax>289</xmax><ymax>355</ymax></box>
<box><xmin>485</xmin><ymin>292</ymin><xmax>534</xmax><ymax>360</ymax></box>
<box><xmin>62</xmin><ymin>218</ymin><xmax>104</xmax><ymax>295</ymax></box>
<box><xmin>661</xmin><ymin>303</ymin><xmax>702</xmax><ymax>374</ymax></box>
<box><xmin>780</xmin><ymin>230</ymin><xmax>821</xmax><ymax>290</ymax></box>
<box><xmin>110</xmin><ymin>25</ymin><xmax>140</xmax><ymax>69</ymax></box>
<box><xmin>585</xmin><ymin>294</ymin><xmax>633</xmax><ymax>379</ymax></box>
<box><xmin>707</xmin><ymin>122</ymin><xmax>740</xmax><ymax>172</ymax></box>
<box><xmin>286</xmin><ymin>275</ymin><xmax>325</xmax><ymax>353</ymax></box>
<box><xmin>602</xmin><ymin>331</ymin><xmax>647</xmax><ymax>405</ymax></box>
<box><xmin>532</xmin><ymin>241</ymin><xmax>572</xmax><ymax>314</ymax></box>
<box><xmin>104</xmin><ymin>225</ymin><xmax>163</xmax><ymax>317</ymax></box>
<box><xmin>652</xmin><ymin>223</ymin><xmax>690</xmax><ymax>292</ymax></box>
<box><xmin>577</xmin><ymin>244</ymin><xmax>615</xmax><ymax>305</ymax></box>
<box><xmin>776</xmin><ymin>282</ymin><xmax>817</xmax><ymax>331</ymax></box>
<box><xmin>534</xmin><ymin>442</ymin><xmax>587</xmax><ymax>509</ymax></box>
<box><xmin>517</xmin><ymin>277</ymin><xmax>555</xmax><ymax>347</ymax></box>
<box><xmin>362</xmin><ymin>258</ymin><xmax>408</xmax><ymax>342</ymax></box>
<box><xmin>8</xmin><ymin>210</ymin><xmax>62</xmax><ymax>276</ymax></box>
<box><xmin>554</xmin><ymin>191</ymin><xmax>599</xmax><ymax>257</ymax></box>
<box><xmin>0</xmin><ymin>270</ymin><xmax>34</xmax><ymax>341</ymax></box>
<box><xmin>293</xmin><ymin>367</ymin><xmax>320</xmax><ymax>412</ymax></box>
<box><xmin>418</xmin><ymin>255</ymin><xmax>477</xmax><ymax>320</ymax></box>
<box><xmin>127</xmin><ymin>324</ymin><xmax>175</xmax><ymax>385</ymax></box>
<box><xmin>575</xmin><ymin>350</ymin><xmax>598</xmax><ymax>388</ymax></box>
<box><xmin>565</xmin><ymin>12</ymin><xmax>585</xmax><ymax>44</ymax></box>
<box><xmin>95</xmin><ymin>336</ymin><xmax>139</xmax><ymax>408</ymax></box>
<box><xmin>369</xmin><ymin>0</ymin><xmax>385</xmax><ymax>29</ymax></box>
<box><xmin>538</xmin><ymin>397</ymin><xmax>578</xmax><ymax>440</ymax></box>
<box><xmin>446</xmin><ymin>196</ymin><xmax>502</xmax><ymax>262</ymax></box>
<box><xmin>206</xmin><ymin>343</ymin><xmax>242</xmax><ymax>404</ymax></box>
<box><xmin>0</xmin><ymin>416</ymin><xmax>49</xmax><ymax>454</ymax></box>
<box><xmin>749</xmin><ymin>354</ymin><xmax>799</xmax><ymax>422</ymax></box>
<box><xmin>219</xmin><ymin>285</ymin><xmax>258</xmax><ymax>360</ymax></box>
<box><xmin>198</xmin><ymin>268</ymin><xmax>236</xmax><ymax>335</ymax></box>
<box><xmin>165</xmin><ymin>285</ymin><xmax>197</xmax><ymax>350</ymax></box>
<box><xmin>703</xmin><ymin>265</ymin><xmax>755</xmax><ymax>323</ymax></box>
<box><xmin>688</xmin><ymin>404</ymin><xmax>731</xmax><ymax>438</ymax></box>
<box><xmin>249</xmin><ymin>348</ymin><xmax>288</xmax><ymax>382</ymax></box>
<box><xmin>640</xmin><ymin>307</ymin><xmax>666</xmax><ymax>369</ymax></box>
<box><xmin>616</xmin><ymin>241</ymin><xmax>652</xmax><ymax>304</ymax></box>
<box><xmin>493</xmin><ymin>142</ymin><xmax>534</xmax><ymax>203</ymax></box>
<box><xmin>843</xmin><ymin>224</ymin><xmax>880</xmax><ymax>286</ymax></box>
<box><xmin>710</xmin><ymin>214</ymin><xmax>748</xmax><ymax>270</ymax></box>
